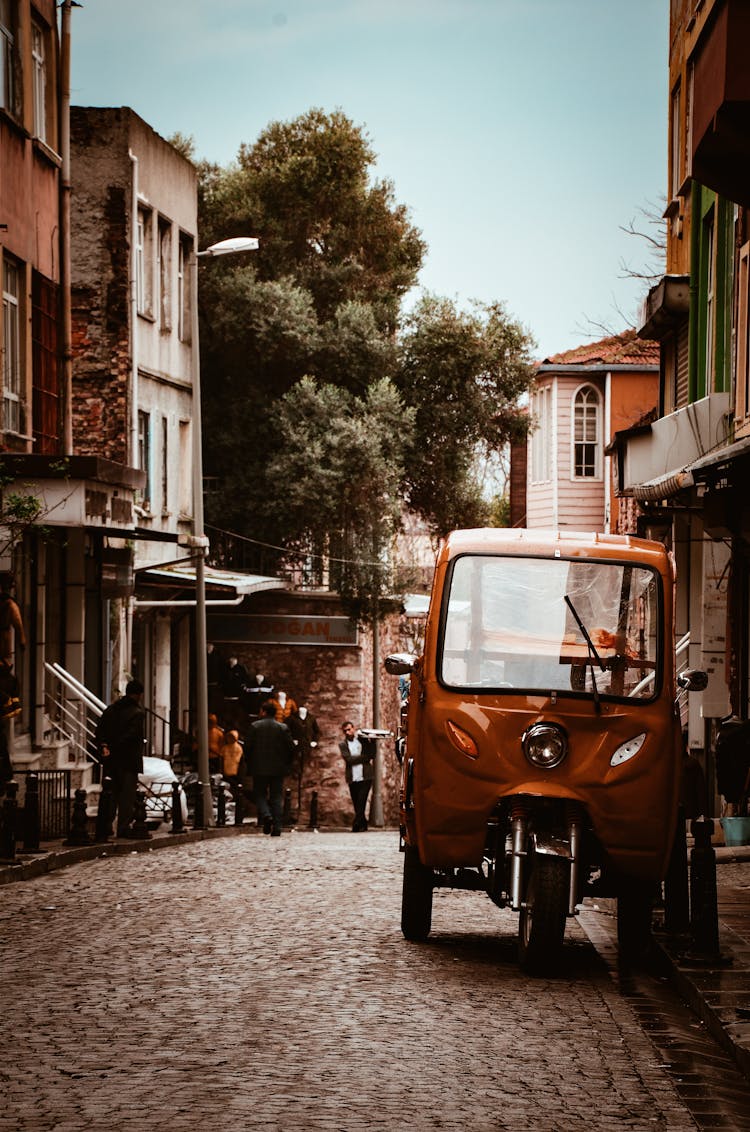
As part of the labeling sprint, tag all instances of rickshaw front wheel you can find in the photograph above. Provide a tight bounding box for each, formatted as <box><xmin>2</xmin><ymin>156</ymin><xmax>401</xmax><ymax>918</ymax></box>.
<box><xmin>401</xmin><ymin>844</ymin><xmax>434</xmax><ymax>941</ymax></box>
<box><xmin>518</xmin><ymin>852</ymin><xmax>568</xmax><ymax>974</ymax></box>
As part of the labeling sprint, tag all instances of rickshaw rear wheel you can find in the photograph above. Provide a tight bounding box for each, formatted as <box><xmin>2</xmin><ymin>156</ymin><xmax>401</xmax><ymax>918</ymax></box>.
<box><xmin>401</xmin><ymin>844</ymin><xmax>434</xmax><ymax>941</ymax></box>
<box><xmin>518</xmin><ymin>852</ymin><xmax>568</xmax><ymax>973</ymax></box>
<box><xmin>616</xmin><ymin>882</ymin><xmax>654</xmax><ymax>964</ymax></box>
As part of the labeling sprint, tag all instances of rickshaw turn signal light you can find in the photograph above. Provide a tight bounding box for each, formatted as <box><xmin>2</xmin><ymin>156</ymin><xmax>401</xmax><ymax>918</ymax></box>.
<box><xmin>522</xmin><ymin>723</ymin><xmax>568</xmax><ymax>769</ymax></box>
<box><xmin>446</xmin><ymin>720</ymin><xmax>479</xmax><ymax>759</ymax></box>
<box><xmin>610</xmin><ymin>732</ymin><xmax>647</xmax><ymax>767</ymax></box>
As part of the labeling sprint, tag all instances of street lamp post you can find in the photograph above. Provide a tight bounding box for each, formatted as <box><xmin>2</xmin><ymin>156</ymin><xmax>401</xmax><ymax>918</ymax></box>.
<box><xmin>190</xmin><ymin>237</ymin><xmax>258</xmax><ymax>826</ymax></box>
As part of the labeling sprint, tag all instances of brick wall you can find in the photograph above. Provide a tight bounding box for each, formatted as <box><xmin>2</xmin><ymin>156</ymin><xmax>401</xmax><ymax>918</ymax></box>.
<box><xmin>209</xmin><ymin>590</ymin><xmax>414</xmax><ymax>827</ymax></box>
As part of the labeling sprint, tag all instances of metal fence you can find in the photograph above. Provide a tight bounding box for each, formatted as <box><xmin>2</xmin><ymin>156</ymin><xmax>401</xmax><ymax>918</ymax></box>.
<box><xmin>13</xmin><ymin>770</ymin><xmax>72</xmax><ymax>840</ymax></box>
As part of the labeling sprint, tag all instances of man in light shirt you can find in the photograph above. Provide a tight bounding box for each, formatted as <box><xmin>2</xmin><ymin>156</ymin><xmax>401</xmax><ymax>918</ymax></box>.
<box><xmin>339</xmin><ymin>720</ymin><xmax>376</xmax><ymax>832</ymax></box>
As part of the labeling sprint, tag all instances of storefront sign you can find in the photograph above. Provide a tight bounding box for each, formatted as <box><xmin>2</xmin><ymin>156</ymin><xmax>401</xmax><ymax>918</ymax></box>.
<box><xmin>208</xmin><ymin>614</ymin><xmax>358</xmax><ymax>647</ymax></box>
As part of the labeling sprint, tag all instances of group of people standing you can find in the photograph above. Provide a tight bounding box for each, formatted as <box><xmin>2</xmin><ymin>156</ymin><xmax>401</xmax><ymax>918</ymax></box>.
<box><xmin>95</xmin><ymin>644</ymin><xmax>379</xmax><ymax>837</ymax></box>
<box><xmin>204</xmin><ymin>657</ymin><xmax>323</xmax><ymax>836</ymax></box>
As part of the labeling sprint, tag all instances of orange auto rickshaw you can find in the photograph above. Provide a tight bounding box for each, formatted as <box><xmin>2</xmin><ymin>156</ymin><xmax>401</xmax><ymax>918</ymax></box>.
<box><xmin>385</xmin><ymin>528</ymin><xmax>707</xmax><ymax>972</ymax></box>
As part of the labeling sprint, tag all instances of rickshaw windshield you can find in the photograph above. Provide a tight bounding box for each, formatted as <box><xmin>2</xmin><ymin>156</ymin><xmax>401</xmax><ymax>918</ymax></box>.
<box><xmin>440</xmin><ymin>554</ymin><xmax>661</xmax><ymax>701</ymax></box>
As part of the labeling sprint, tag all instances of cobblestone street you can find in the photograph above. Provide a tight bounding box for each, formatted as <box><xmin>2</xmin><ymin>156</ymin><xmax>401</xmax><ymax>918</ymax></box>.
<box><xmin>0</xmin><ymin>830</ymin><xmax>740</xmax><ymax>1131</ymax></box>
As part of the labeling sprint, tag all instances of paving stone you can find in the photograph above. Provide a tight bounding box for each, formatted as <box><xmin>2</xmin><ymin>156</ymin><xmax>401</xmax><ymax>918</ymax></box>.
<box><xmin>0</xmin><ymin>830</ymin><xmax>742</xmax><ymax>1131</ymax></box>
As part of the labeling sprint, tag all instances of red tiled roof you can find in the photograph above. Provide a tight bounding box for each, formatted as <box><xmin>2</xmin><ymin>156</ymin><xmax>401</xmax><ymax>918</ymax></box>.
<box><xmin>540</xmin><ymin>329</ymin><xmax>659</xmax><ymax>368</ymax></box>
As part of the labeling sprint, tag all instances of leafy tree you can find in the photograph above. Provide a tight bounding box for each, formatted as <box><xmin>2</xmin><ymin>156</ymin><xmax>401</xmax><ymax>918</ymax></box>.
<box><xmin>200</xmin><ymin>108</ymin><xmax>425</xmax><ymax>329</ymax></box>
<box><xmin>264</xmin><ymin>377</ymin><xmax>415</xmax><ymax>624</ymax></box>
<box><xmin>199</xmin><ymin>109</ymin><xmax>425</xmax><ymax>544</ymax></box>
<box><xmin>395</xmin><ymin>295</ymin><xmax>535</xmax><ymax>536</ymax></box>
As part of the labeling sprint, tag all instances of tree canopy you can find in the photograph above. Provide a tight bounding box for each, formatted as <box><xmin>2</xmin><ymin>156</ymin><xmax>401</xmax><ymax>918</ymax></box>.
<box><xmin>196</xmin><ymin>108</ymin><xmax>534</xmax><ymax>592</ymax></box>
<box><xmin>396</xmin><ymin>296</ymin><xmax>535</xmax><ymax>534</ymax></box>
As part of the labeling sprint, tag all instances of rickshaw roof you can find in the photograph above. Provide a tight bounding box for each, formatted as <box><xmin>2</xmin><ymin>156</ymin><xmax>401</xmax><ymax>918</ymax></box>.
<box><xmin>442</xmin><ymin>528</ymin><xmax>671</xmax><ymax>571</ymax></box>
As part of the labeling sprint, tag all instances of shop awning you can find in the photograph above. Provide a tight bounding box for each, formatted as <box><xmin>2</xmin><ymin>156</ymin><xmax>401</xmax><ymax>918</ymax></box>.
<box><xmin>135</xmin><ymin>561</ymin><xmax>285</xmax><ymax>607</ymax></box>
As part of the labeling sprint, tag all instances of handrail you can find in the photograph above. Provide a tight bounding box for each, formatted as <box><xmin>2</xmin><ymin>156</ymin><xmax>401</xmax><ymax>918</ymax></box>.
<box><xmin>43</xmin><ymin>661</ymin><xmax>104</xmax><ymax>765</ymax></box>
<box><xmin>629</xmin><ymin>631</ymin><xmax>692</xmax><ymax>698</ymax></box>
<box><xmin>44</xmin><ymin>663</ymin><xmax>177</xmax><ymax>761</ymax></box>
<box><xmin>45</xmin><ymin>661</ymin><xmax>106</xmax><ymax>715</ymax></box>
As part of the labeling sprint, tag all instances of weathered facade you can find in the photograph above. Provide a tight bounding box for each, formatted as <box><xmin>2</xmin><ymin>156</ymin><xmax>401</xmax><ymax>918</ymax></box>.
<box><xmin>611</xmin><ymin>0</ymin><xmax>750</xmax><ymax>801</ymax></box>
<box><xmin>69</xmin><ymin>107</ymin><xmax>201</xmax><ymax>735</ymax></box>
<box><xmin>1</xmin><ymin>6</ymin><xmax>146</xmax><ymax>790</ymax></box>
<box><xmin>526</xmin><ymin>331</ymin><xmax>659</xmax><ymax>533</ymax></box>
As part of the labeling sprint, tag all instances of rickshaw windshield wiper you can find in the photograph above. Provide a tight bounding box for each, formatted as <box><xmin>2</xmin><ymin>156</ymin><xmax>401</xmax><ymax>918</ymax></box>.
<box><xmin>564</xmin><ymin>595</ymin><xmax>604</xmax><ymax>713</ymax></box>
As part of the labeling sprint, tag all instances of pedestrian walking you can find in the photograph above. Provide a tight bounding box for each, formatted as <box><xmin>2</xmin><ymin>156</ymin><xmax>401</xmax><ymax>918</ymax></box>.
<box><xmin>339</xmin><ymin>721</ymin><xmax>375</xmax><ymax>832</ymax></box>
<box><xmin>245</xmin><ymin>701</ymin><xmax>295</xmax><ymax>836</ymax></box>
<box><xmin>95</xmin><ymin>679</ymin><xmax>146</xmax><ymax>837</ymax></box>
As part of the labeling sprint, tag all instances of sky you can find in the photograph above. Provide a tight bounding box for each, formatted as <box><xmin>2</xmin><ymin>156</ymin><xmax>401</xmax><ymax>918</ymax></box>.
<box><xmin>69</xmin><ymin>0</ymin><xmax>668</xmax><ymax>360</ymax></box>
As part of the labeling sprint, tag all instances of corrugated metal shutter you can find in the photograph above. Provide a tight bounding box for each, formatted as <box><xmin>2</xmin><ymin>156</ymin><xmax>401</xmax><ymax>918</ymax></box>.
<box><xmin>675</xmin><ymin>320</ymin><xmax>689</xmax><ymax>407</ymax></box>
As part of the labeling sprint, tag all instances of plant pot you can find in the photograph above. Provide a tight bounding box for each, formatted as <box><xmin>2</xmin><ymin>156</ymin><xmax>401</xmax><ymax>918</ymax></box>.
<box><xmin>720</xmin><ymin>816</ymin><xmax>750</xmax><ymax>846</ymax></box>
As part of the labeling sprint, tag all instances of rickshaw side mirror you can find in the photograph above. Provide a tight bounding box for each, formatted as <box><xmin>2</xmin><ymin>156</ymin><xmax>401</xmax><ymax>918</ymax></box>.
<box><xmin>385</xmin><ymin>653</ymin><xmax>418</xmax><ymax>676</ymax></box>
<box><xmin>677</xmin><ymin>669</ymin><xmax>709</xmax><ymax>692</ymax></box>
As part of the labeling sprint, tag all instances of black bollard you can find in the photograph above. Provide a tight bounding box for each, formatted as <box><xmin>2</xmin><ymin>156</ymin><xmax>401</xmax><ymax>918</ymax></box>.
<box><xmin>216</xmin><ymin>781</ymin><xmax>226</xmax><ymax>827</ymax></box>
<box><xmin>64</xmin><ymin>787</ymin><xmax>91</xmax><ymax>846</ymax></box>
<box><xmin>171</xmin><ymin>782</ymin><xmax>184</xmax><ymax>834</ymax></box>
<box><xmin>308</xmin><ymin>789</ymin><xmax>318</xmax><ymax>830</ymax></box>
<box><xmin>22</xmin><ymin>773</ymin><xmax>41</xmax><ymax>853</ymax></box>
<box><xmin>193</xmin><ymin>782</ymin><xmax>205</xmax><ymax>830</ymax></box>
<box><xmin>94</xmin><ymin>776</ymin><xmax>114</xmax><ymax>843</ymax></box>
<box><xmin>0</xmin><ymin>780</ymin><xmax>18</xmax><ymax>861</ymax></box>
<box><xmin>130</xmin><ymin>788</ymin><xmax>151</xmax><ymax>840</ymax></box>
<box><xmin>664</xmin><ymin>804</ymin><xmax>690</xmax><ymax>935</ymax></box>
<box><xmin>688</xmin><ymin>817</ymin><xmax>723</xmax><ymax>961</ymax></box>
<box><xmin>283</xmin><ymin>787</ymin><xmax>292</xmax><ymax>827</ymax></box>
<box><xmin>234</xmin><ymin>782</ymin><xmax>244</xmax><ymax>826</ymax></box>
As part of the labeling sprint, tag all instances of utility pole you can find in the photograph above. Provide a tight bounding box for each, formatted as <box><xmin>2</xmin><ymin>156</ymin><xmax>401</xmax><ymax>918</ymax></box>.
<box><xmin>369</xmin><ymin>616</ymin><xmax>384</xmax><ymax>827</ymax></box>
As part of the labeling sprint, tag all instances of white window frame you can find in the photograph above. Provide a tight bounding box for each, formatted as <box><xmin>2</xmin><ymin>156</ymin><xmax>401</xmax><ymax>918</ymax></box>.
<box><xmin>31</xmin><ymin>20</ymin><xmax>46</xmax><ymax>142</ymax></box>
<box><xmin>136</xmin><ymin>207</ymin><xmax>154</xmax><ymax>317</ymax></box>
<box><xmin>178</xmin><ymin>235</ymin><xmax>192</xmax><ymax>342</ymax></box>
<box><xmin>0</xmin><ymin>0</ymin><xmax>14</xmax><ymax>113</ymax></box>
<box><xmin>178</xmin><ymin>419</ymin><xmax>192</xmax><ymax>517</ymax></box>
<box><xmin>137</xmin><ymin>409</ymin><xmax>152</xmax><ymax>509</ymax></box>
<box><xmin>158</xmin><ymin>217</ymin><xmax>172</xmax><ymax>331</ymax></box>
<box><xmin>161</xmin><ymin>414</ymin><xmax>169</xmax><ymax>515</ymax></box>
<box><xmin>530</xmin><ymin>383</ymin><xmax>552</xmax><ymax>483</ymax></box>
<box><xmin>2</xmin><ymin>259</ymin><xmax>22</xmax><ymax>434</ymax></box>
<box><xmin>670</xmin><ymin>81</ymin><xmax>681</xmax><ymax>200</ymax></box>
<box><xmin>571</xmin><ymin>384</ymin><xmax>602</xmax><ymax>480</ymax></box>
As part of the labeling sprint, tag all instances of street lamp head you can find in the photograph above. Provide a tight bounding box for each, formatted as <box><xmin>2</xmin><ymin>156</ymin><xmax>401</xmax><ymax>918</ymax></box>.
<box><xmin>198</xmin><ymin>237</ymin><xmax>259</xmax><ymax>258</ymax></box>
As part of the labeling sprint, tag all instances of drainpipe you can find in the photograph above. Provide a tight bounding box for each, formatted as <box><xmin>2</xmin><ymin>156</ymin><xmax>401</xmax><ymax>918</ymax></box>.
<box><xmin>59</xmin><ymin>2</ymin><xmax>74</xmax><ymax>454</ymax></box>
<box><xmin>370</xmin><ymin>618</ymin><xmax>383</xmax><ymax>827</ymax></box>
<box><xmin>126</xmin><ymin>150</ymin><xmax>140</xmax><ymax>703</ymax></box>
<box><xmin>128</xmin><ymin>150</ymin><xmax>139</xmax><ymax>467</ymax></box>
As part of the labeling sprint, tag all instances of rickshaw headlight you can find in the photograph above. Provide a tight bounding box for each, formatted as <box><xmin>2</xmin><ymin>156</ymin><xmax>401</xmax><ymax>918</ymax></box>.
<box><xmin>522</xmin><ymin>723</ymin><xmax>568</xmax><ymax>769</ymax></box>
<box><xmin>610</xmin><ymin>732</ymin><xmax>647</xmax><ymax>767</ymax></box>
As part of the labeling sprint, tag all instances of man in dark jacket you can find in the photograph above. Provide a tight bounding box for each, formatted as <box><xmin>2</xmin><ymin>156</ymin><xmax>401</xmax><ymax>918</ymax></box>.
<box><xmin>246</xmin><ymin>700</ymin><xmax>295</xmax><ymax>836</ymax></box>
<box><xmin>95</xmin><ymin>679</ymin><xmax>146</xmax><ymax>837</ymax></box>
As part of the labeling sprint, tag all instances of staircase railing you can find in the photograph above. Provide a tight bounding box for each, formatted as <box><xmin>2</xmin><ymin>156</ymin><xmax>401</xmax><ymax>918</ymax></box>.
<box><xmin>675</xmin><ymin>631</ymin><xmax>691</xmax><ymax>728</ymax></box>
<box><xmin>43</xmin><ymin>662</ymin><xmax>180</xmax><ymax>764</ymax></box>
<box><xmin>43</xmin><ymin>661</ymin><xmax>104</xmax><ymax>766</ymax></box>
